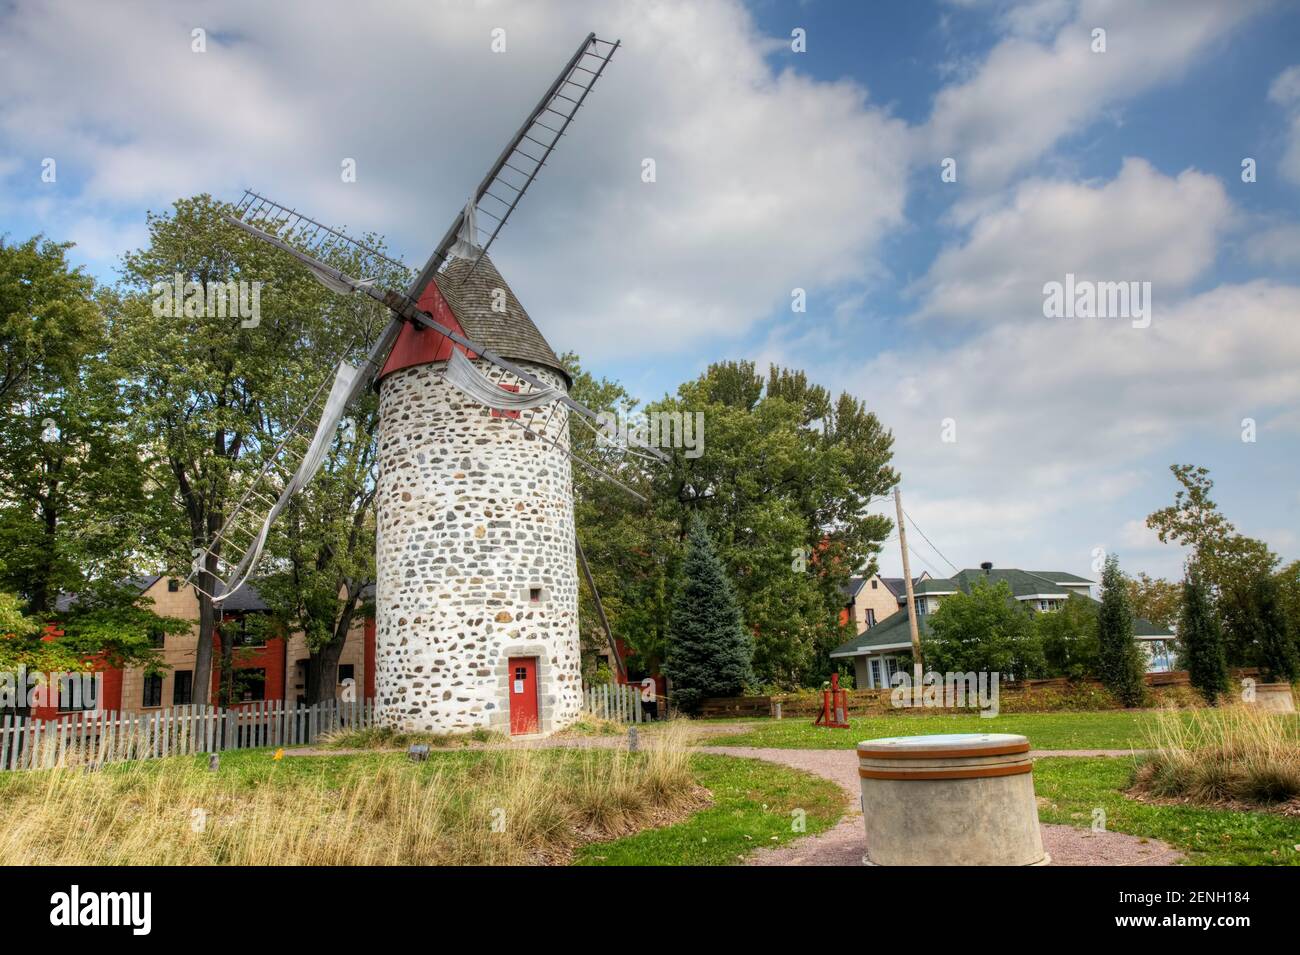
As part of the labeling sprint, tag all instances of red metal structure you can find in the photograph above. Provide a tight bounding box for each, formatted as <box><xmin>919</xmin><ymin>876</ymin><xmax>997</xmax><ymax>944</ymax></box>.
<box><xmin>814</xmin><ymin>672</ymin><xmax>850</xmax><ymax>729</ymax></box>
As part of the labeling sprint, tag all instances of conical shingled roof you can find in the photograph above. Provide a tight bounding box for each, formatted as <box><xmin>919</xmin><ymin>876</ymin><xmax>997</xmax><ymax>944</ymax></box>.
<box><xmin>376</xmin><ymin>251</ymin><xmax>569</xmax><ymax>387</ymax></box>
<box><xmin>438</xmin><ymin>254</ymin><xmax>568</xmax><ymax>384</ymax></box>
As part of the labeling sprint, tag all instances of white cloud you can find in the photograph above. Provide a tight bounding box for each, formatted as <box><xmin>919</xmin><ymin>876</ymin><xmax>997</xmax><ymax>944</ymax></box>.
<box><xmin>1268</xmin><ymin>64</ymin><xmax>1300</xmax><ymax>186</ymax></box>
<box><xmin>1244</xmin><ymin>222</ymin><xmax>1300</xmax><ymax>269</ymax></box>
<box><xmin>920</xmin><ymin>0</ymin><xmax>1268</xmax><ymax>190</ymax></box>
<box><xmin>910</xmin><ymin>157</ymin><xmax>1232</xmax><ymax>324</ymax></box>
<box><xmin>0</xmin><ymin>0</ymin><xmax>909</xmax><ymax>359</ymax></box>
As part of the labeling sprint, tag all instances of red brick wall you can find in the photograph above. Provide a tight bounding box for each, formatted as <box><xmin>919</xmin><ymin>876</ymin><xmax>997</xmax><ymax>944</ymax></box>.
<box><xmin>211</xmin><ymin>629</ymin><xmax>287</xmax><ymax>707</ymax></box>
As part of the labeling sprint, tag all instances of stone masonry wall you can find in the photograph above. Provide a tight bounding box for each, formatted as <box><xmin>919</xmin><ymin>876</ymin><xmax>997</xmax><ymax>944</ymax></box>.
<box><xmin>374</xmin><ymin>358</ymin><xmax>581</xmax><ymax>735</ymax></box>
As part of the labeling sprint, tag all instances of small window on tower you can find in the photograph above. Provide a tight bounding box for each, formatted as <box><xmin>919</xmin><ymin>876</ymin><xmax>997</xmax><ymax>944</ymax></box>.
<box><xmin>529</xmin><ymin>587</ymin><xmax>542</xmax><ymax>603</ymax></box>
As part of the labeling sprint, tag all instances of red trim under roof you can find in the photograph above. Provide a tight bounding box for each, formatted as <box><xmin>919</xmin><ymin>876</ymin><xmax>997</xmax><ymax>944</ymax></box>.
<box><xmin>377</xmin><ymin>278</ymin><xmax>477</xmax><ymax>383</ymax></box>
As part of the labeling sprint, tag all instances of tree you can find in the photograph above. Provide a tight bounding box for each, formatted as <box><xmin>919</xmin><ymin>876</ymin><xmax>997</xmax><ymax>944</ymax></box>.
<box><xmin>0</xmin><ymin>237</ymin><xmax>151</xmax><ymax>613</ymax></box>
<box><xmin>1096</xmin><ymin>555</ymin><xmax>1147</xmax><ymax>707</ymax></box>
<box><xmin>567</xmin><ymin>358</ymin><xmax>895</xmax><ymax>690</ymax></box>
<box><xmin>1036</xmin><ymin>594</ymin><xmax>1100</xmax><ymax>679</ymax></box>
<box><xmin>1220</xmin><ymin>574</ymin><xmax>1298</xmax><ymax>684</ymax></box>
<box><xmin>663</xmin><ymin>516</ymin><xmax>753</xmax><ymax>713</ymax></box>
<box><xmin>1146</xmin><ymin>464</ymin><xmax>1278</xmax><ymax>600</ymax></box>
<box><xmin>1178</xmin><ymin>567</ymin><xmax>1229</xmax><ymax>704</ymax></box>
<box><xmin>1125</xmin><ymin>572</ymin><xmax>1180</xmax><ymax>632</ymax></box>
<box><xmin>111</xmin><ymin>195</ymin><xmax>347</xmax><ymax>704</ymax></box>
<box><xmin>653</xmin><ymin>361</ymin><xmax>895</xmax><ymax>687</ymax></box>
<box><xmin>924</xmin><ymin>580</ymin><xmax>1044</xmax><ymax>678</ymax></box>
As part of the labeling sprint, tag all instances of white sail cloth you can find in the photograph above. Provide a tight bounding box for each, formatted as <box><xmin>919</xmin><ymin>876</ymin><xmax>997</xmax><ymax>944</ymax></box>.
<box><xmin>449</xmin><ymin>198</ymin><xmax>480</xmax><ymax>261</ymax></box>
<box><xmin>212</xmin><ymin>360</ymin><xmax>360</xmax><ymax>603</ymax></box>
<box><xmin>442</xmin><ymin>348</ymin><xmax>562</xmax><ymax>411</ymax></box>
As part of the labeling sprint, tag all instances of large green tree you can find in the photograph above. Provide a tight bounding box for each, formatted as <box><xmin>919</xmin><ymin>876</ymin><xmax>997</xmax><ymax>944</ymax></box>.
<box><xmin>653</xmin><ymin>362</ymin><xmax>895</xmax><ymax>687</ymax></box>
<box><xmin>0</xmin><ymin>238</ymin><xmax>152</xmax><ymax>613</ymax></box>
<box><xmin>1096</xmin><ymin>555</ymin><xmax>1147</xmax><ymax>707</ymax></box>
<box><xmin>569</xmin><ymin>359</ymin><xmax>895</xmax><ymax>689</ymax></box>
<box><xmin>924</xmin><ymin>580</ymin><xmax>1044</xmax><ymax>678</ymax></box>
<box><xmin>662</xmin><ymin>516</ymin><xmax>754</xmax><ymax>713</ymax></box>
<box><xmin>111</xmin><ymin>195</ymin><xmax>351</xmax><ymax>704</ymax></box>
<box><xmin>1035</xmin><ymin>594</ymin><xmax>1100</xmax><ymax>679</ymax></box>
<box><xmin>1220</xmin><ymin>573</ymin><xmax>1298</xmax><ymax>684</ymax></box>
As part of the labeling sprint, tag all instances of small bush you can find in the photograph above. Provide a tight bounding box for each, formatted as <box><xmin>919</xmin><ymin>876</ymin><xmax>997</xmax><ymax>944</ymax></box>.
<box><xmin>1133</xmin><ymin>706</ymin><xmax>1300</xmax><ymax>807</ymax></box>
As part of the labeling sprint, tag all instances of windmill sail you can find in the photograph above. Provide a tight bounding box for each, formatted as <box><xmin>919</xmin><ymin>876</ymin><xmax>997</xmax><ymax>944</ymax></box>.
<box><xmin>408</xmin><ymin>33</ymin><xmax>620</xmax><ymax>296</ymax></box>
<box><xmin>193</xmin><ymin>32</ymin><xmax>650</xmax><ymax>602</ymax></box>
<box><xmin>208</xmin><ymin>362</ymin><xmax>359</xmax><ymax>602</ymax></box>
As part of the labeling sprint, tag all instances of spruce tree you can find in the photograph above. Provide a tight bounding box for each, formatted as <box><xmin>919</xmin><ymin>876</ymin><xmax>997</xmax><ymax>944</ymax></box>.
<box><xmin>1096</xmin><ymin>554</ymin><xmax>1147</xmax><ymax>707</ymax></box>
<box><xmin>1178</xmin><ymin>566</ymin><xmax>1230</xmax><ymax>704</ymax></box>
<box><xmin>663</xmin><ymin>516</ymin><xmax>754</xmax><ymax>714</ymax></box>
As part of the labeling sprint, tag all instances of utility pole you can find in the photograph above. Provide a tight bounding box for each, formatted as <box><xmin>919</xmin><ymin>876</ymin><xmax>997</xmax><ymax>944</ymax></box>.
<box><xmin>895</xmin><ymin>486</ymin><xmax>924</xmax><ymax>669</ymax></box>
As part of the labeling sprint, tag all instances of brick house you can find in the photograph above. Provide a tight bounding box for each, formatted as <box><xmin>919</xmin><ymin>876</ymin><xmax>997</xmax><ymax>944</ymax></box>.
<box><xmin>831</xmin><ymin>564</ymin><xmax>1176</xmax><ymax>688</ymax></box>
<box><xmin>47</xmin><ymin>575</ymin><xmax>374</xmax><ymax>716</ymax></box>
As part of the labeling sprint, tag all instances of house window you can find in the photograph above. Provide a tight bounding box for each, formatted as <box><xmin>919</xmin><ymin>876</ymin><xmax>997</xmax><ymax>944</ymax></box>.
<box><xmin>142</xmin><ymin>674</ymin><xmax>163</xmax><ymax>708</ymax></box>
<box><xmin>914</xmin><ymin>599</ymin><xmax>926</xmax><ymax>617</ymax></box>
<box><xmin>173</xmin><ymin>670</ymin><xmax>193</xmax><ymax>705</ymax></box>
<box><xmin>868</xmin><ymin>659</ymin><xmax>882</xmax><ymax>688</ymax></box>
<box><xmin>233</xmin><ymin>668</ymin><xmax>266</xmax><ymax>702</ymax></box>
<box><xmin>147</xmin><ymin>624</ymin><xmax>165</xmax><ymax>648</ymax></box>
<box><xmin>226</xmin><ymin>614</ymin><xmax>267</xmax><ymax>648</ymax></box>
<box><xmin>338</xmin><ymin>664</ymin><xmax>354</xmax><ymax>684</ymax></box>
<box><xmin>866</xmin><ymin>609</ymin><xmax>876</xmax><ymax>628</ymax></box>
<box><xmin>529</xmin><ymin>587</ymin><xmax>542</xmax><ymax>603</ymax></box>
<box><xmin>871</xmin><ymin>579</ymin><xmax>878</xmax><ymax>589</ymax></box>
<box><xmin>167</xmin><ymin>578</ymin><xmax>180</xmax><ymax>592</ymax></box>
<box><xmin>884</xmin><ymin>658</ymin><xmax>900</xmax><ymax>682</ymax></box>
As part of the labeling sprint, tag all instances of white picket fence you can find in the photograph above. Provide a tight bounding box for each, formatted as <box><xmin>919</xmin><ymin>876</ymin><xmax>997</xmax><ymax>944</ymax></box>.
<box><xmin>0</xmin><ymin>698</ymin><xmax>375</xmax><ymax>772</ymax></box>
<box><xmin>582</xmin><ymin>683</ymin><xmax>648</xmax><ymax>723</ymax></box>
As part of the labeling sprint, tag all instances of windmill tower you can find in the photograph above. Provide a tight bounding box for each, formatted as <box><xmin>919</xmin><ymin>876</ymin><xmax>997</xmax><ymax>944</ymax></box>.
<box><xmin>188</xmin><ymin>34</ymin><xmax>663</xmax><ymax>737</ymax></box>
<box><xmin>374</xmin><ymin>256</ymin><xmax>580</xmax><ymax>734</ymax></box>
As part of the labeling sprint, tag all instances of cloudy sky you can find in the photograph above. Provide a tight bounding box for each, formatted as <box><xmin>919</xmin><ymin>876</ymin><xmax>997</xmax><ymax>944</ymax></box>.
<box><xmin>2</xmin><ymin>0</ymin><xmax>1298</xmax><ymax>584</ymax></box>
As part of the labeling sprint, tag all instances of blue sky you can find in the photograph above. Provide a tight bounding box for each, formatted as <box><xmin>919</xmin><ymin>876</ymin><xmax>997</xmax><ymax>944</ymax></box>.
<box><xmin>2</xmin><ymin>0</ymin><xmax>1298</xmax><ymax>584</ymax></box>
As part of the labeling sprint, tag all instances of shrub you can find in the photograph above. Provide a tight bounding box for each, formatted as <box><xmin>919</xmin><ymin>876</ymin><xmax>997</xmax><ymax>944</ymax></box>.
<box><xmin>1133</xmin><ymin>706</ymin><xmax>1300</xmax><ymax>808</ymax></box>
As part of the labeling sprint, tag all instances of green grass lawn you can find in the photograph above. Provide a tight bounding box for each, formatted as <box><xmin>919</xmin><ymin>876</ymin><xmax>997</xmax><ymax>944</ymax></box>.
<box><xmin>704</xmin><ymin>710</ymin><xmax>1300</xmax><ymax>751</ymax></box>
<box><xmin>1033</xmin><ymin>757</ymin><xmax>1300</xmax><ymax>866</ymax></box>
<box><xmin>574</xmin><ymin>753</ymin><xmax>844</xmax><ymax>865</ymax></box>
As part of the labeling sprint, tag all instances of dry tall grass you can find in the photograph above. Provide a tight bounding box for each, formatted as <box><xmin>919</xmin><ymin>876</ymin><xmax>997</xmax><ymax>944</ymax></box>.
<box><xmin>0</xmin><ymin>722</ymin><xmax>700</xmax><ymax>865</ymax></box>
<box><xmin>1134</xmin><ymin>705</ymin><xmax>1300</xmax><ymax>807</ymax></box>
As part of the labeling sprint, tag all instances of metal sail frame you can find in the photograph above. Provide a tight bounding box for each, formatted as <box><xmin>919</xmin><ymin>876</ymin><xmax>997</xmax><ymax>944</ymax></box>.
<box><xmin>188</xmin><ymin>33</ymin><xmax>647</xmax><ymax>679</ymax></box>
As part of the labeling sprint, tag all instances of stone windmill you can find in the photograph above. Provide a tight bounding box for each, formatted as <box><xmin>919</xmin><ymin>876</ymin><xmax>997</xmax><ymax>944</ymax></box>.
<box><xmin>187</xmin><ymin>33</ymin><xmax>664</xmax><ymax>736</ymax></box>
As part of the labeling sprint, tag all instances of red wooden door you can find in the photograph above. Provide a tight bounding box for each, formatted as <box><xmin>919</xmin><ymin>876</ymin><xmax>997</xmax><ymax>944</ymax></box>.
<box><xmin>508</xmin><ymin>657</ymin><xmax>539</xmax><ymax>735</ymax></box>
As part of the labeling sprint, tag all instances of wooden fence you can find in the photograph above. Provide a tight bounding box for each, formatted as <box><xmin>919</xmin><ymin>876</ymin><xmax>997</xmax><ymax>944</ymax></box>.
<box><xmin>0</xmin><ymin>699</ymin><xmax>375</xmax><ymax>772</ymax></box>
<box><xmin>582</xmin><ymin>683</ymin><xmax>648</xmax><ymax>723</ymax></box>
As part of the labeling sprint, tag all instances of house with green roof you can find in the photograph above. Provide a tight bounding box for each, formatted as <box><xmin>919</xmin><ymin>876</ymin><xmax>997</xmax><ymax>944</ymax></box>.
<box><xmin>830</xmin><ymin>563</ymin><xmax>1176</xmax><ymax>688</ymax></box>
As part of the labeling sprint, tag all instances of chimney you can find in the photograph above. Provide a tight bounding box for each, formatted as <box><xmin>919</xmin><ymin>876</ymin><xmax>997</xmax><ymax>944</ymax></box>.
<box><xmin>980</xmin><ymin>561</ymin><xmax>993</xmax><ymax>575</ymax></box>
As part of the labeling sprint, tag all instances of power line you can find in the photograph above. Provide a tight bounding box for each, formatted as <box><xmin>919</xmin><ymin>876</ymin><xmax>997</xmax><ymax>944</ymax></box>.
<box><xmin>902</xmin><ymin>507</ymin><xmax>960</xmax><ymax>575</ymax></box>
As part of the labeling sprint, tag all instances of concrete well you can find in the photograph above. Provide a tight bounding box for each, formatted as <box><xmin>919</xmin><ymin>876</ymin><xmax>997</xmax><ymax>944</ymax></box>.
<box><xmin>857</xmin><ymin>733</ymin><xmax>1048</xmax><ymax>866</ymax></box>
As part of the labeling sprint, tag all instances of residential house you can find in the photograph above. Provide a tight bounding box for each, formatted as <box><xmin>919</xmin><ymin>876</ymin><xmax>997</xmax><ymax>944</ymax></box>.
<box><xmin>839</xmin><ymin>572</ymin><xmax>930</xmax><ymax>633</ymax></box>
<box><xmin>830</xmin><ymin>563</ymin><xmax>1176</xmax><ymax>688</ymax></box>
<box><xmin>46</xmin><ymin>575</ymin><xmax>374</xmax><ymax>717</ymax></box>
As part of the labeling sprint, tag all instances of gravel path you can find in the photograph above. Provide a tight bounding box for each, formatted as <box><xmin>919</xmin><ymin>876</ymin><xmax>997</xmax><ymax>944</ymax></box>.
<box><xmin>699</xmin><ymin>745</ymin><xmax>1183</xmax><ymax>867</ymax></box>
